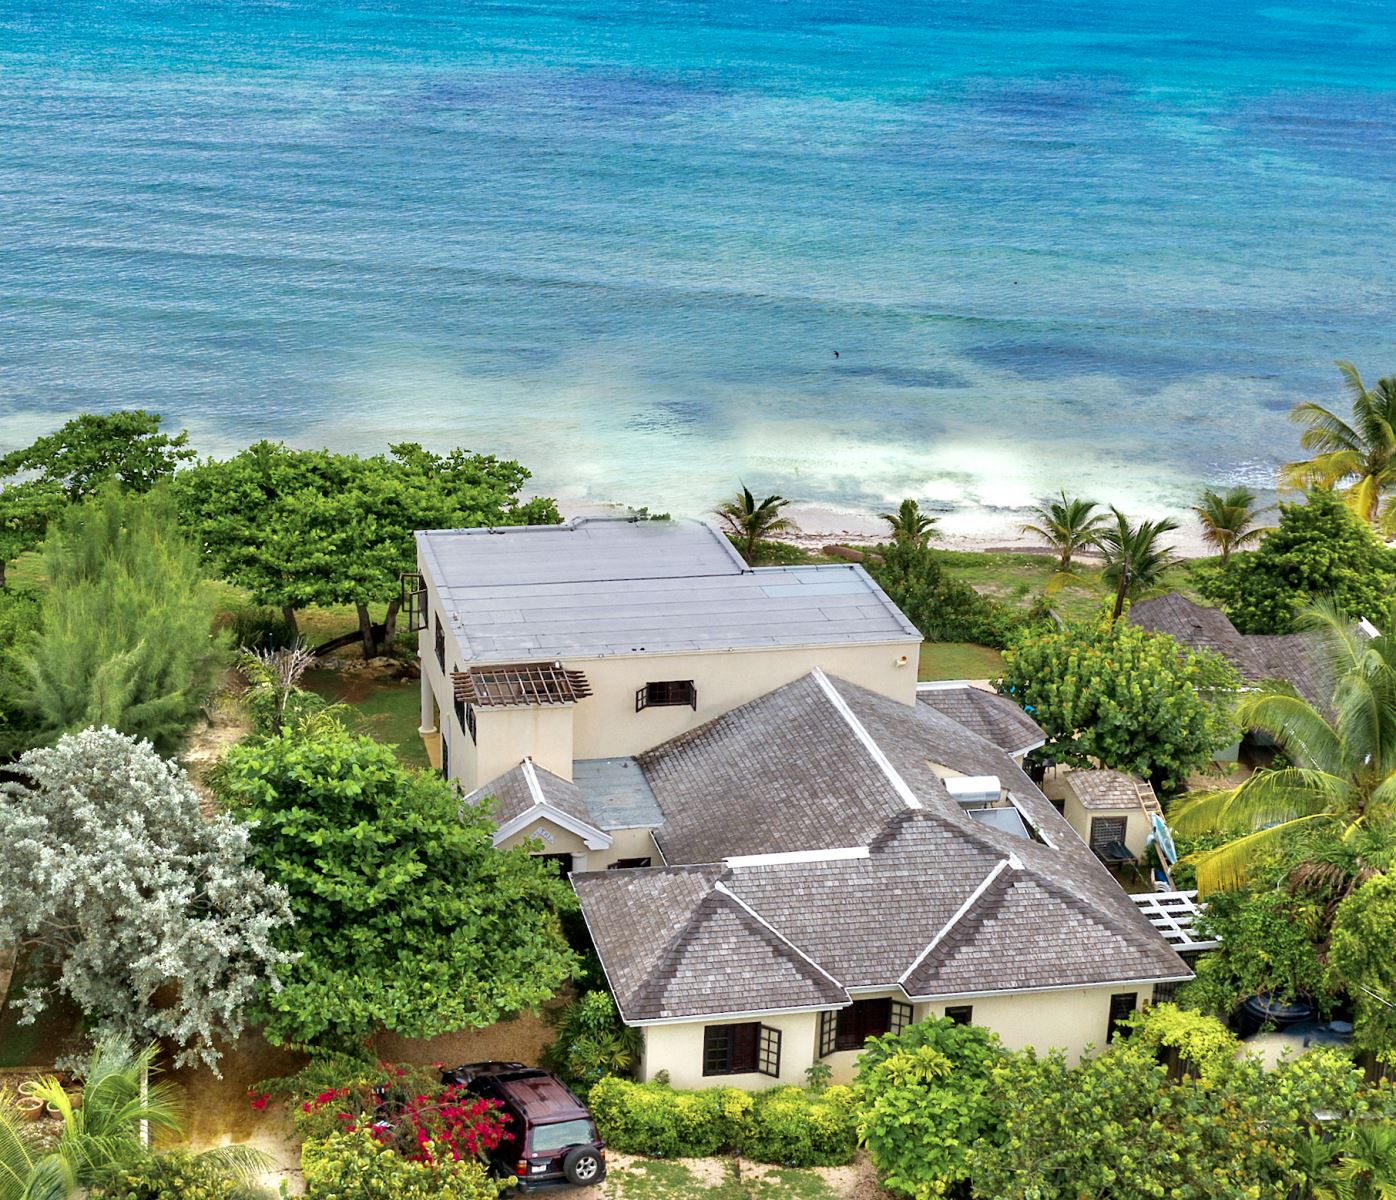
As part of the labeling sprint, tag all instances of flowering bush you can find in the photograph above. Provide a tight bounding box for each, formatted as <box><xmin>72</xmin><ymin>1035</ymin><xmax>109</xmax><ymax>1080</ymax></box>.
<box><xmin>301</xmin><ymin>1130</ymin><xmax>506</xmax><ymax>1200</ymax></box>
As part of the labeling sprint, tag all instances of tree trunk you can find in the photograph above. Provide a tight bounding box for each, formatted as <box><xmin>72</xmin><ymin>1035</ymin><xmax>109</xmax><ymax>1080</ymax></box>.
<box><xmin>1059</xmin><ymin>549</ymin><xmax>1071</xmax><ymax>573</ymax></box>
<box><xmin>355</xmin><ymin>602</ymin><xmax>377</xmax><ymax>660</ymax></box>
<box><xmin>281</xmin><ymin>606</ymin><xmax>299</xmax><ymax>637</ymax></box>
<box><xmin>1112</xmin><ymin>574</ymin><xmax>1129</xmax><ymax>622</ymax></box>
<box><xmin>0</xmin><ymin>559</ymin><xmax>7</xmax><ymax>588</ymax></box>
<box><xmin>380</xmin><ymin>596</ymin><xmax>403</xmax><ymax>652</ymax></box>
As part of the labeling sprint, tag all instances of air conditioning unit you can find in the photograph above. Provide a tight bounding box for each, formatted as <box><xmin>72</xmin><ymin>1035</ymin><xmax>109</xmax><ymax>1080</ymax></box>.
<box><xmin>945</xmin><ymin>775</ymin><xmax>1002</xmax><ymax>808</ymax></box>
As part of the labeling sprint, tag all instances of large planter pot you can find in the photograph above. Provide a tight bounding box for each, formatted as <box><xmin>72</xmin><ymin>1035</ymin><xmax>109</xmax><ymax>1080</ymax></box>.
<box><xmin>1236</xmin><ymin>992</ymin><xmax>1316</xmax><ymax>1038</ymax></box>
<box><xmin>16</xmin><ymin>1095</ymin><xmax>43</xmax><ymax>1122</ymax></box>
<box><xmin>43</xmin><ymin>1101</ymin><xmax>63</xmax><ymax>1120</ymax></box>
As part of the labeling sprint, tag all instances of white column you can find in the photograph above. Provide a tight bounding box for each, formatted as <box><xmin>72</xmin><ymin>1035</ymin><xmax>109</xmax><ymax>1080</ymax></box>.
<box><xmin>419</xmin><ymin>665</ymin><xmax>437</xmax><ymax>735</ymax></box>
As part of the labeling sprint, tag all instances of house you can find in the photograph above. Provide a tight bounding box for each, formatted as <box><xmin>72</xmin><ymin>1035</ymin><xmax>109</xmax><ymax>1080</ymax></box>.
<box><xmin>572</xmin><ymin>671</ymin><xmax>1191</xmax><ymax>1085</ymax></box>
<box><xmin>413</xmin><ymin>517</ymin><xmax>1192</xmax><ymax>1086</ymax></box>
<box><xmin>1058</xmin><ymin>768</ymin><xmax>1160</xmax><ymax>862</ymax></box>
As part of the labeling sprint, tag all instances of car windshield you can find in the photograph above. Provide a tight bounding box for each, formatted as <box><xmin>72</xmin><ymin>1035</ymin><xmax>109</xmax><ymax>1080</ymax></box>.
<box><xmin>528</xmin><ymin>1119</ymin><xmax>594</xmax><ymax>1154</ymax></box>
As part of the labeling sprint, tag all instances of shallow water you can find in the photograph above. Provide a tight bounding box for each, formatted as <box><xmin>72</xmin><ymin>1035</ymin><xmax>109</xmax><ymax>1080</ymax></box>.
<box><xmin>2</xmin><ymin>0</ymin><xmax>1393</xmax><ymax>530</ymax></box>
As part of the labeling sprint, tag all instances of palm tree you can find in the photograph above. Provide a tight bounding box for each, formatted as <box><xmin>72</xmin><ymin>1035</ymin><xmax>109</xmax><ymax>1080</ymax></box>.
<box><xmin>1283</xmin><ymin>361</ymin><xmax>1396</xmax><ymax>526</ymax></box>
<box><xmin>1092</xmin><ymin>508</ymin><xmax>1180</xmax><ymax>621</ymax></box>
<box><xmin>879</xmin><ymin>499</ymin><xmax>938</xmax><ymax>549</ymax></box>
<box><xmin>1315</xmin><ymin>1123</ymin><xmax>1396</xmax><ymax>1200</ymax></box>
<box><xmin>0</xmin><ymin>1040</ymin><xmax>264</xmax><ymax>1200</ymax></box>
<box><xmin>1194</xmin><ymin>486</ymin><xmax>1269</xmax><ymax>564</ymax></box>
<box><xmin>1021</xmin><ymin>492</ymin><xmax>1108</xmax><ymax>589</ymax></box>
<box><xmin>1170</xmin><ymin>603</ymin><xmax>1396</xmax><ymax>893</ymax></box>
<box><xmin>714</xmin><ymin>486</ymin><xmax>796</xmax><ymax>566</ymax></box>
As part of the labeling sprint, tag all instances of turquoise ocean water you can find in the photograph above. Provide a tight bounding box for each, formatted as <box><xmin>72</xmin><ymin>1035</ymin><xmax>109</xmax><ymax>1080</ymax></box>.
<box><xmin>2</xmin><ymin>1</ymin><xmax>1394</xmax><ymax>533</ymax></box>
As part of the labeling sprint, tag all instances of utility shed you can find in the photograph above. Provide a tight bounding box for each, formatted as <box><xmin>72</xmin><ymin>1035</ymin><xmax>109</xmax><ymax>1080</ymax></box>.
<box><xmin>1061</xmin><ymin>769</ymin><xmax>1160</xmax><ymax>861</ymax></box>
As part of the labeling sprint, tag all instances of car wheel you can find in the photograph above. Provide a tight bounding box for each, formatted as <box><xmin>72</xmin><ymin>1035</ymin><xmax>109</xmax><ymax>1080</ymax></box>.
<box><xmin>562</xmin><ymin>1147</ymin><xmax>605</xmax><ymax>1186</ymax></box>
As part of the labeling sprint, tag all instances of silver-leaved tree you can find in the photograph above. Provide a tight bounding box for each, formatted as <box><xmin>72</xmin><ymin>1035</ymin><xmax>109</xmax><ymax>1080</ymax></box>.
<box><xmin>0</xmin><ymin>727</ymin><xmax>295</xmax><ymax>1071</ymax></box>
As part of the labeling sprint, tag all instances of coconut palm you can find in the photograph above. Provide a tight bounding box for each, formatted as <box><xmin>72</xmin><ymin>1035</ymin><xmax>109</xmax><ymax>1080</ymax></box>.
<box><xmin>1092</xmin><ymin>508</ymin><xmax>1180</xmax><ymax>621</ymax></box>
<box><xmin>0</xmin><ymin>1040</ymin><xmax>264</xmax><ymax>1200</ymax></box>
<box><xmin>1315</xmin><ymin>1122</ymin><xmax>1396</xmax><ymax>1200</ymax></box>
<box><xmin>1283</xmin><ymin>362</ymin><xmax>1396</xmax><ymax>527</ymax></box>
<box><xmin>714</xmin><ymin>486</ymin><xmax>796</xmax><ymax>566</ymax></box>
<box><xmin>1021</xmin><ymin>492</ymin><xmax>1108</xmax><ymax>591</ymax></box>
<box><xmin>1194</xmin><ymin>486</ymin><xmax>1270</xmax><ymax>565</ymax></box>
<box><xmin>878</xmin><ymin>499</ymin><xmax>938</xmax><ymax>549</ymax></box>
<box><xmin>1170</xmin><ymin>603</ymin><xmax>1396</xmax><ymax>894</ymax></box>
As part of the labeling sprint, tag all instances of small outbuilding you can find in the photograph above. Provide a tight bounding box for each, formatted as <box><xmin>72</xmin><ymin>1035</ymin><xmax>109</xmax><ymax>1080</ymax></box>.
<box><xmin>1060</xmin><ymin>768</ymin><xmax>1160</xmax><ymax>862</ymax></box>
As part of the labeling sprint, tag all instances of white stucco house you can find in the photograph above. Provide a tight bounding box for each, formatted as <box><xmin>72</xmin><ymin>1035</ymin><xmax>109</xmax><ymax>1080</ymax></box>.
<box><xmin>413</xmin><ymin>516</ymin><xmax>1193</xmax><ymax>1087</ymax></box>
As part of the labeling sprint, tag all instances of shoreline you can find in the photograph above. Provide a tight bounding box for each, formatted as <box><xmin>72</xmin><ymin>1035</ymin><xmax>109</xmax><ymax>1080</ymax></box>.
<box><xmin>555</xmin><ymin>498</ymin><xmax>1216</xmax><ymax>560</ymax></box>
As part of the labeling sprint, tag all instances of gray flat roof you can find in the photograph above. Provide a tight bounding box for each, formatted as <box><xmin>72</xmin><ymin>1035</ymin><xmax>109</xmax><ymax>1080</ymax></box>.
<box><xmin>572</xmin><ymin>758</ymin><xmax>663</xmax><ymax>829</ymax></box>
<box><xmin>417</xmin><ymin>517</ymin><xmax>920</xmax><ymax>666</ymax></box>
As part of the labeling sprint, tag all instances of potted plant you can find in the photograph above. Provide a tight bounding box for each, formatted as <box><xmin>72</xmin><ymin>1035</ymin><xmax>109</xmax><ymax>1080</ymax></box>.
<box><xmin>16</xmin><ymin>1093</ymin><xmax>44</xmax><ymax>1122</ymax></box>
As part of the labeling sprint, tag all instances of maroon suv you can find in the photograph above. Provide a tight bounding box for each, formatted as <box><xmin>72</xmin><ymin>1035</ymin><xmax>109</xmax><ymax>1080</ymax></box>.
<box><xmin>441</xmin><ymin>1062</ymin><xmax>606</xmax><ymax>1189</ymax></box>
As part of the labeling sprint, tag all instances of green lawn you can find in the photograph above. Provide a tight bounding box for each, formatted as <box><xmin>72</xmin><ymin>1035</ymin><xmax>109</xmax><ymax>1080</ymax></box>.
<box><xmin>302</xmin><ymin>668</ymin><xmax>429</xmax><ymax>769</ymax></box>
<box><xmin>918</xmin><ymin>642</ymin><xmax>1005</xmax><ymax>681</ymax></box>
<box><xmin>600</xmin><ymin>1159</ymin><xmax>838</xmax><ymax>1200</ymax></box>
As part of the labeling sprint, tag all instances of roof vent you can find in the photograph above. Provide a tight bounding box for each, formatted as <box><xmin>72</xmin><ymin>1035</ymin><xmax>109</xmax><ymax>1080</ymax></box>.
<box><xmin>945</xmin><ymin>775</ymin><xmax>1002</xmax><ymax>807</ymax></box>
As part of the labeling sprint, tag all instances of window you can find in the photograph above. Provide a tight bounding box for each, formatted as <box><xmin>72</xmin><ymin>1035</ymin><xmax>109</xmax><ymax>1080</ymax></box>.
<box><xmin>635</xmin><ymin>680</ymin><xmax>697</xmax><ymax>711</ymax></box>
<box><xmin>455</xmin><ymin>695</ymin><xmax>476</xmax><ymax>744</ymax></box>
<box><xmin>440</xmin><ymin>728</ymin><xmax>450</xmax><ymax>781</ymax></box>
<box><xmin>434</xmin><ymin>614</ymin><xmax>446</xmax><ymax>672</ymax></box>
<box><xmin>1089</xmin><ymin>816</ymin><xmax>1128</xmax><ymax>854</ymax></box>
<box><xmin>819</xmin><ymin>999</ymin><xmax>914</xmax><ymax>1056</ymax></box>
<box><xmin>945</xmin><ymin>1005</ymin><xmax>974</xmax><ymax>1026</ymax></box>
<box><xmin>535</xmin><ymin>852</ymin><xmax>573</xmax><ymax>878</ymax></box>
<box><xmin>401</xmin><ymin>572</ymin><xmax>427</xmax><ymax>632</ymax></box>
<box><xmin>702</xmin><ymin>1022</ymin><xmax>780</xmax><ymax>1077</ymax></box>
<box><xmin>528</xmin><ymin>1119</ymin><xmax>596</xmax><ymax>1153</ymax></box>
<box><xmin>607</xmin><ymin>857</ymin><xmax>653</xmax><ymax>870</ymax></box>
<box><xmin>1107</xmin><ymin>992</ymin><xmax>1138</xmax><ymax>1042</ymax></box>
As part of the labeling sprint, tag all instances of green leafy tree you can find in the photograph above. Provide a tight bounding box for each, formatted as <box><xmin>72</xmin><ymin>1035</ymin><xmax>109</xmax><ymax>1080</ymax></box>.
<box><xmin>1283</xmin><ymin>362</ymin><xmax>1396</xmax><ymax>527</ymax></box>
<box><xmin>865</xmin><ymin>541</ymin><xmax>1020</xmax><ymax>648</ymax></box>
<box><xmin>1195</xmin><ymin>485</ymin><xmax>1270</xmax><ymax>564</ymax></box>
<box><xmin>0</xmin><ymin>587</ymin><xmax>42</xmax><ymax>758</ymax></box>
<box><xmin>998</xmin><ymin>612</ymin><xmax>1240</xmax><ymax>791</ymax></box>
<box><xmin>1093</xmin><ymin>507</ymin><xmax>1180</xmax><ymax>621</ymax></box>
<box><xmin>1195</xmin><ymin>490</ymin><xmax>1396</xmax><ymax>634</ymax></box>
<box><xmin>1329</xmin><ymin>874</ymin><xmax>1396</xmax><ymax>1055</ymax></box>
<box><xmin>713</xmin><ymin>485</ymin><xmax>795</xmax><ymax>565</ymax></box>
<box><xmin>853</xmin><ymin>1016</ymin><xmax>1003</xmax><ymax>1199</ymax></box>
<box><xmin>175</xmin><ymin>442</ymin><xmax>556</xmax><ymax>657</ymax></box>
<box><xmin>1170</xmin><ymin>603</ymin><xmax>1396</xmax><ymax>891</ymax></box>
<box><xmin>0</xmin><ymin>1039</ymin><xmax>265</xmax><ymax>1200</ymax></box>
<box><xmin>542</xmin><ymin>990</ymin><xmax>641</xmax><ymax>1090</ymax></box>
<box><xmin>0</xmin><ymin>411</ymin><xmax>194</xmax><ymax>589</ymax></box>
<box><xmin>217</xmin><ymin>722</ymin><xmax>578</xmax><ymax>1049</ymax></box>
<box><xmin>0</xmin><ymin>729</ymin><xmax>293</xmax><ymax>1070</ymax></box>
<box><xmin>10</xmin><ymin>488</ymin><xmax>227</xmax><ymax>754</ymax></box>
<box><xmin>1020</xmin><ymin>490</ymin><xmax>1107</xmax><ymax>588</ymax></box>
<box><xmin>878</xmin><ymin>498</ymin><xmax>938</xmax><ymax>549</ymax></box>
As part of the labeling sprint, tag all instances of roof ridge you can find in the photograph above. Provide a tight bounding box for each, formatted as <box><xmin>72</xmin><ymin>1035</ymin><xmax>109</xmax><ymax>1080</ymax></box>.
<box><xmin>811</xmin><ymin>669</ymin><xmax>922</xmax><ymax>810</ymax></box>
<box><xmin>899</xmin><ymin>857</ymin><xmax>1017</xmax><ymax>985</ymax></box>
<box><xmin>713</xmin><ymin>881</ymin><xmax>846</xmax><ymax>990</ymax></box>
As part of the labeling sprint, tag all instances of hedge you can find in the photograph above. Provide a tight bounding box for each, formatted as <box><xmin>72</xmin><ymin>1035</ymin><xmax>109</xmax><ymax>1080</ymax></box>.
<box><xmin>302</xmin><ymin>1131</ymin><xmax>504</xmax><ymax>1200</ymax></box>
<box><xmin>587</xmin><ymin>1077</ymin><xmax>859</xmax><ymax>1167</ymax></box>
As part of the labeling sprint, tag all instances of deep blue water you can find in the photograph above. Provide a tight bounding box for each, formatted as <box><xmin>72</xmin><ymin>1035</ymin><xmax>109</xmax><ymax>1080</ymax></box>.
<box><xmin>2</xmin><ymin>0</ymin><xmax>1394</xmax><ymax>534</ymax></box>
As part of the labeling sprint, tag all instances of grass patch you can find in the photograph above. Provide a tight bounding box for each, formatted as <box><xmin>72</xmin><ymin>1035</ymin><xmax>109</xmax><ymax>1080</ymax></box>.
<box><xmin>918</xmin><ymin>642</ymin><xmax>1005</xmax><ymax>681</ymax></box>
<box><xmin>602</xmin><ymin>1160</ymin><xmax>837</xmax><ymax>1200</ymax></box>
<box><xmin>302</xmin><ymin>668</ymin><xmax>428</xmax><ymax>769</ymax></box>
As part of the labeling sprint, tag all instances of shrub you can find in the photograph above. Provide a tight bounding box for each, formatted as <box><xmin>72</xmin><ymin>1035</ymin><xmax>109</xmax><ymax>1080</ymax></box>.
<box><xmin>541</xmin><ymin>990</ymin><xmax>641</xmax><ymax>1090</ymax></box>
<box><xmin>1125</xmin><ymin>1003</ymin><xmax>1239</xmax><ymax>1079</ymax></box>
<box><xmin>743</xmin><ymin>1085</ymin><xmax>859</xmax><ymax>1168</ymax></box>
<box><xmin>223</xmin><ymin>606</ymin><xmax>299</xmax><ymax>652</ymax></box>
<box><xmin>89</xmin><ymin>1151</ymin><xmax>266</xmax><ymax>1200</ymax></box>
<box><xmin>587</xmin><ymin>1077</ymin><xmax>752</xmax><ymax>1159</ymax></box>
<box><xmin>854</xmin><ymin>1017</ymin><xmax>1004</xmax><ymax>1198</ymax></box>
<box><xmin>301</xmin><ymin>1130</ymin><xmax>504</xmax><ymax>1200</ymax></box>
<box><xmin>865</xmin><ymin>542</ymin><xmax>1021</xmax><ymax>648</ymax></box>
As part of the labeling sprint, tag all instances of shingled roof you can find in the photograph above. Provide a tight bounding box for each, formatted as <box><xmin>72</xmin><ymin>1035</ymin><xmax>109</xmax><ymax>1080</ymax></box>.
<box><xmin>1128</xmin><ymin>593</ymin><xmax>1330</xmax><ymax>705</ymax></box>
<box><xmin>574</xmin><ymin>670</ymin><xmax>1190</xmax><ymax>1022</ymax></box>
<box><xmin>916</xmin><ymin>684</ymin><xmax>1046</xmax><ymax>757</ymax></box>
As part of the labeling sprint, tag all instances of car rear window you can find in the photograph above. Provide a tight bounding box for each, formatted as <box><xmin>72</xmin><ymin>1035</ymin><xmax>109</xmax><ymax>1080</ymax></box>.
<box><xmin>527</xmin><ymin>1119</ymin><xmax>595</xmax><ymax>1153</ymax></box>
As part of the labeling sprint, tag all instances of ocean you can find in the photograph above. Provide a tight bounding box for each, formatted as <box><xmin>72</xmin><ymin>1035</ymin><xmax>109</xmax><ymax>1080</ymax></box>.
<box><xmin>2</xmin><ymin>0</ymin><xmax>1394</xmax><ymax>537</ymax></box>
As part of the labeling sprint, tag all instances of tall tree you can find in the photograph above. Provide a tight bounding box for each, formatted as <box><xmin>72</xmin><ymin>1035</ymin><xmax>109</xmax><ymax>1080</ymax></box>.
<box><xmin>174</xmin><ymin>442</ymin><xmax>557</xmax><ymax>657</ymax></box>
<box><xmin>217</xmin><ymin>722</ymin><xmax>578</xmax><ymax>1049</ymax></box>
<box><xmin>1194</xmin><ymin>485</ymin><xmax>1269</xmax><ymax>564</ymax></box>
<box><xmin>1020</xmin><ymin>491</ymin><xmax>1107</xmax><ymax>584</ymax></box>
<box><xmin>878</xmin><ymin>498</ymin><xmax>938</xmax><ymax>549</ymax></box>
<box><xmin>713</xmin><ymin>486</ymin><xmax>796</xmax><ymax>565</ymax></box>
<box><xmin>1170</xmin><ymin>604</ymin><xmax>1396</xmax><ymax>892</ymax></box>
<box><xmin>11</xmin><ymin>488</ymin><xmax>227</xmax><ymax>754</ymax></box>
<box><xmin>1283</xmin><ymin>362</ymin><xmax>1396</xmax><ymax>526</ymax></box>
<box><xmin>1195</xmin><ymin>489</ymin><xmax>1396</xmax><ymax>635</ymax></box>
<box><xmin>999</xmin><ymin>613</ymin><xmax>1240</xmax><ymax>792</ymax></box>
<box><xmin>0</xmin><ymin>729</ymin><xmax>293</xmax><ymax>1070</ymax></box>
<box><xmin>1092</xmin><ymin>508</ymin><xmax>1180</xmax><ymax>621</ymax></box>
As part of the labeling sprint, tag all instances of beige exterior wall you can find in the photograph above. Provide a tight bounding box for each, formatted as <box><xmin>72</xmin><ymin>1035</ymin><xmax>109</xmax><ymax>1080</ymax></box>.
<box><xmin>495</xmin><ymin>817</ymin><xmax>658</xmax><ymax>872</ymax></box>
<box><xmin>640</xmin><ymin>1010</ymin><xmax>821</xmax><ymax>1090</ymax></box>
<box><xmin>472</xmin><ymin>706</ymin><xmax>575</xmax><ymax>790</ymax></box>
<box><xmin>1060</xmin><ymin>794</ymin><xmax>1152</xmax><ymax>859</ymax></box>
<box><xmin>637</xmin><ymin>984</ymin><xmax>1159</xmax><ymax>1089</ymax></box>
<box><xmin>567</xmin><ymin>643</ymin><xmax>917</xmax><ymax>760</ymax></box>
